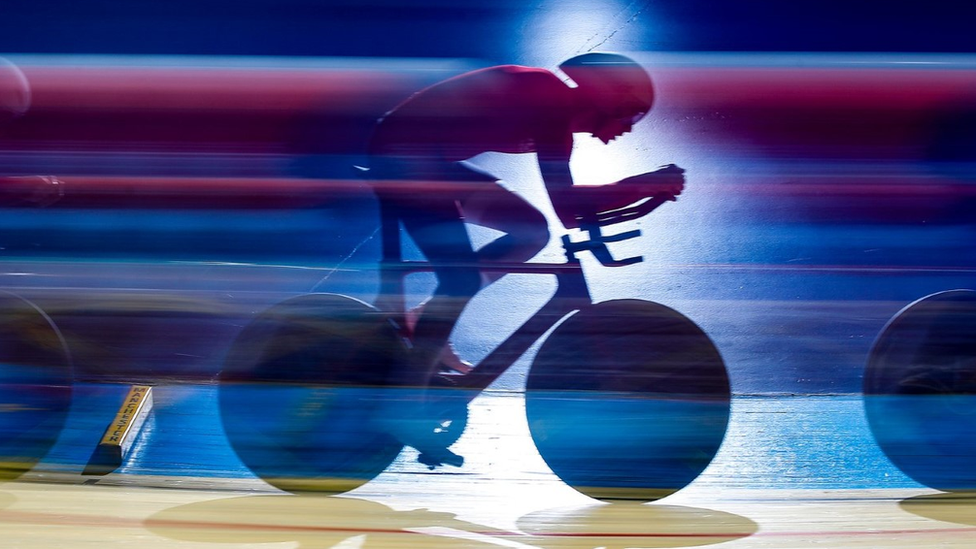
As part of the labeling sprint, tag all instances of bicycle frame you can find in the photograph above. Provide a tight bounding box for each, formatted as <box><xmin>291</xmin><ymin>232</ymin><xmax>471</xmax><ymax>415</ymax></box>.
<box><xmin>374</xmin><ymin>193</ymin><xmax>674</xmax><ymax>400</ymax></box>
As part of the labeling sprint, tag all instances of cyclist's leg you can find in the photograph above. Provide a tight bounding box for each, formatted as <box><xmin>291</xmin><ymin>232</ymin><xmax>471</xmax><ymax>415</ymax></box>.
<box><xmin>375</xmin><ymin>193</ymin><xmax>476</xmax><ymax>465</ymax></box>
<box><xmin>370</xmin><ymin>156</ymin><xmax>482</xmax><ymax>379</ymax></box>
<box><xmin>459</xmin><ymin>179</ymin><xmax>550</xmax><ymax>286</ymax></box>
<box><xmin>388</xmin><ymin>192</ymin><xmax>482</xmax><ymax>387</ymax></box>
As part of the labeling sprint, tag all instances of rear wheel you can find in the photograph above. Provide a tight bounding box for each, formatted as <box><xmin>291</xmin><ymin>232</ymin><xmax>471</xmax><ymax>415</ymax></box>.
<box><xmin>864</xmin><ymin>289</ymin><xmax>976</xmax><ymax>491</ymax></box>
<box><xmin>0</xmin><ymin>292</ymin><xmax>72</xmax><ymax>481</ymax></box>
<box><xmin>525</xmin><ymin>299</ymin><xmax>729</xmax><ymax>502</ymax></box>
<box><xmin>219</xmin><ymin>294</ymin><xmax>404</xmax><ymax>493</ymax></box>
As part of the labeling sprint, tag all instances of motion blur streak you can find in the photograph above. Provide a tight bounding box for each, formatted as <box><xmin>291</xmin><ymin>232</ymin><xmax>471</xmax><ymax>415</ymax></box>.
<box><xmin>0</xmin><ymin>52</ymin><xmax>973</xmax><ymax>500</ymax></box>
<box><xmin>4</xmin><ymin>56</ymin><xmax>477</xmax><ymax>178</ymax></box>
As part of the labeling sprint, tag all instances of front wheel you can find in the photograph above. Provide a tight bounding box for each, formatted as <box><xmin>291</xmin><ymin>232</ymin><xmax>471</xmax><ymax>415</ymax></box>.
<box><xmin>218</xmin><ymin>294</ymin><xmax>405</xmax><ymax>494</ymax></box>
<box><xmin>525</xmin><ymin>299</ymin><xmax>729</xmax><ymax>502</ymax></box>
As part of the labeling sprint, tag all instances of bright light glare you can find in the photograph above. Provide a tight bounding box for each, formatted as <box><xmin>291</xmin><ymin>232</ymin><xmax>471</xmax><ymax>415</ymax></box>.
<box><xmin>518</xmin><ymin>0</ymin><xmax>645</xmax><ymax>67</ymax></box>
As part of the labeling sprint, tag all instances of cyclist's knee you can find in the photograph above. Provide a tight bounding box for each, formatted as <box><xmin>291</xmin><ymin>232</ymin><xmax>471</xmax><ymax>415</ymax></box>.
<box><xmin>524</xmin><ymin>220</ymin><xmax>550</xmax><ymax>258</ymax></box>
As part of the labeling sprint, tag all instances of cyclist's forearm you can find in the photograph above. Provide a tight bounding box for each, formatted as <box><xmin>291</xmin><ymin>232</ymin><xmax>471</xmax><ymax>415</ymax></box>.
<box><xmin>568</xmin><ymin>185</ymin><xmax>642</xmax><ymax>213</ymax></box>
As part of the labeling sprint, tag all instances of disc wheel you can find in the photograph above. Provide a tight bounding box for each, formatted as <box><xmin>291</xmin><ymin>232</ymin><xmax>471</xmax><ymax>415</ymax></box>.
<box><xmin>0</xmin><ymin>292</ymin><xmax>72</xmax><ymax>481</ymax></box>
<box><xmin>864</xmin><ymin>289</ymin><xmax>976</xmax><ymax>491</ymax></box>
<box><xmin>219</xmin><ymin>294</ymin><xmax>404</xmax><ymax>493</ymax></box>
<box><xmin>525</xmin><ymin>299</ymin><xmax>729</xmax><ymax>502</ymax></box>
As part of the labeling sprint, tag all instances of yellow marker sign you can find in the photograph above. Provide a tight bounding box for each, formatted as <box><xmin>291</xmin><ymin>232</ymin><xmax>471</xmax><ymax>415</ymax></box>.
<box><xmin>84</xmin><ymin>385</ymin><xmax>154</xmax><ymax>476</ymax></box>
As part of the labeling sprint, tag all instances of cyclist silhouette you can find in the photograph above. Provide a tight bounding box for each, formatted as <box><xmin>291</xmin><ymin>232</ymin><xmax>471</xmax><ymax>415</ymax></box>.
<box><xmin>366</xmin><ymin>53</ymin><xmax>685</xmax><ymax>457</ymax></box>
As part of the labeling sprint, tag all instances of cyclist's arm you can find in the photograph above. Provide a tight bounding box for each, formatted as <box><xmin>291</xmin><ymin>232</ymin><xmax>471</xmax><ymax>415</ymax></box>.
<box><xmin>539</xmin><ymin>152</ymin><xmax>680</xmax><ymax>230</ymax></box>
<box><xmin>537</xmin><ymin>147</ymin><xmax>585</xmax><ymax>230</ymax></box>
<box><xmin>534</xmin><ymin>108</ymin><xmax>683</xmax><ymax>228</ymax></box>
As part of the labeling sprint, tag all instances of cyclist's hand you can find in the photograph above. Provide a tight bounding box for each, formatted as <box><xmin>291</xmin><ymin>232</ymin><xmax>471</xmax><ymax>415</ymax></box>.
<box><xmin>555</xmin><ymin>164</ymin><xmax>686</xmax><ymax>228</ymax></box>
<box><xmin>624</xmin><ymin>164</ymin><xmax>685</xmax><ymax>201</ymax></box>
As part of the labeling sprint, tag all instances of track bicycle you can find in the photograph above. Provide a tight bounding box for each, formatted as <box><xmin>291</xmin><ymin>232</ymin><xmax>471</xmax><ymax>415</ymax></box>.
<box><xmin>218</xmin><ymin>183</ymin><xmax>731</xmax><ymax>502</ymax></box>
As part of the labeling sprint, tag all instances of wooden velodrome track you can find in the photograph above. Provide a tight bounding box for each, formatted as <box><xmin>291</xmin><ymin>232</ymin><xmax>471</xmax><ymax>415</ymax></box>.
<box><xmin>3</xmin><ymin>385</ymin><xmax>974</xmax><ymax>548</ymax></box>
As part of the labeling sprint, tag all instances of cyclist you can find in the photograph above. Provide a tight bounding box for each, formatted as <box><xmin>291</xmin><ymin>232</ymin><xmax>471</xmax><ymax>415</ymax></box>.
<box><xmin>366</xmin><ymin>52</ymin><xmax>684</xmax><ymax>462</ymax></box>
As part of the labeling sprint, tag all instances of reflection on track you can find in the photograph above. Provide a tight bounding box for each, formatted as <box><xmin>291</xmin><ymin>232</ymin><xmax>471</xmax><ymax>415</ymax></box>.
<box><xmin>901</xmin><ymin>493</ymin><xmax>976</xmax><ymax>527</ymax></box>
<box><xmin>516</xmin><ymin>504</ymin><xmax>756</xmax><ymax>548</ymax></box>
<box><xmin>147</xmin><ymin>495</ymin><xmax>756</xmax><ymax>549</ymax></box>
<box><xmin>2</xmin><ymin>481</ymin><xmax>975</xmax><ymax>548</ymax></box>
<box><xmin>148</xmin><ymin>494</ymin><xmax>517</xmax><ymax>548</ymax></box>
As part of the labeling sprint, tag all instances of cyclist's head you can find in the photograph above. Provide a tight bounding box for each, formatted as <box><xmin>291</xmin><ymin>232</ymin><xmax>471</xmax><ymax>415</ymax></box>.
<box><xmin>559</xmin><ymin>53</ymin><xmax>653</xmax><ymax>126</ymax></box>
<box><xmin>0</xmin><ymin>58</ymin><xmax>31</xmax><ymax>126</ymax></box>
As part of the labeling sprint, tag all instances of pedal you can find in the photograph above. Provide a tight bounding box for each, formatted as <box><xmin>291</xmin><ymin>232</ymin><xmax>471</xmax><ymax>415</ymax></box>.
<box><xmin>417</xmin><ymin>447</ymin><xmax>465</xmax><ymax>470</ymax></box>
<box><xmin>83</xmin><ymin>385</ymin><xmax>154</xmax><ymax>476</ymax></box>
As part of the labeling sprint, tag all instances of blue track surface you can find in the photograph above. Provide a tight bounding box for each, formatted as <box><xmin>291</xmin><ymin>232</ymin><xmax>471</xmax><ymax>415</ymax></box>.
<box><xmin>39</xmin><ymin>384</ymin><xmax>923</xmax><ymax>491</ymax></box>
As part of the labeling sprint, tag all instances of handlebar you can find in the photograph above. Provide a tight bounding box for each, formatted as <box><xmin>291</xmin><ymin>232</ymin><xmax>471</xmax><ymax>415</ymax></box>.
<box><xmin>562</xmin><ymin>194</ymin><xmax>674</xmax><ymax>267</ymax></box>
<box><xmin>561</xmin><ymin>225</ymin><xmax>642</xmax><ymax>267</ymax></box>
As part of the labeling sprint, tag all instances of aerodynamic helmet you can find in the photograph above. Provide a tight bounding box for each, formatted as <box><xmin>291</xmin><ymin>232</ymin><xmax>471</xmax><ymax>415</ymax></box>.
<box><xmin>559</xmin><ymin>52</ymin><xmax>654</xmax><ymax>124</ymax></box>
